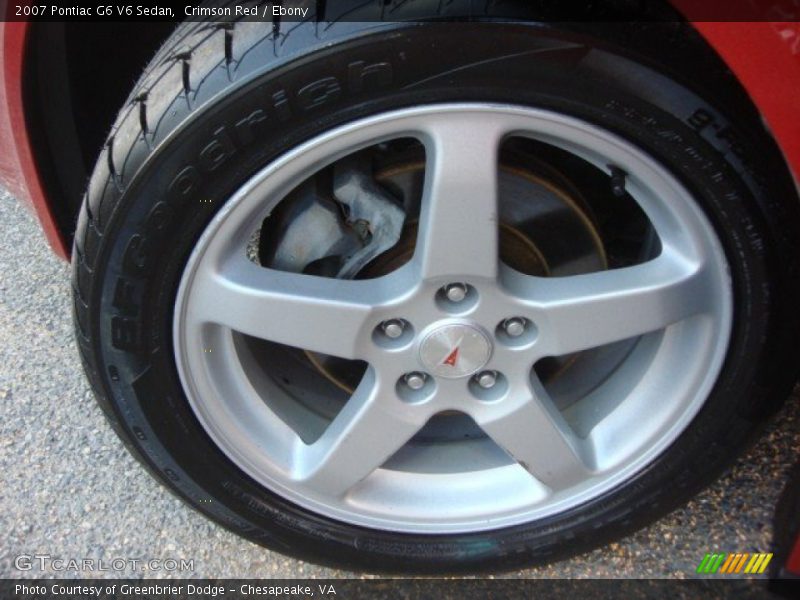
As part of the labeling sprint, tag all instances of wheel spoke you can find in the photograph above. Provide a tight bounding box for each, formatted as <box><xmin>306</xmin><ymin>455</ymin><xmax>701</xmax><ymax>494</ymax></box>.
<box><xmin>186</xmin><ymin>257</ymin><xmax>394</xmax><ymax>359</ymax></box>
<box><xmin>476</xmin><ymin>379</ymin><xmax>591</xmax><ymax>490</ymax></box>
<box><xmin>512</xmin><ymin>251</ymin><xmax>712</xmax><ymax>356</ymax></box>
<box><xmin>415</xmin><ymin>116</ymin><xmax>505</xmax><ymax>280</ymax></box>
<box><xmin>293</xmin><ymin>370</ymin><xmax>425</xmax><ymax>497</ymax></box>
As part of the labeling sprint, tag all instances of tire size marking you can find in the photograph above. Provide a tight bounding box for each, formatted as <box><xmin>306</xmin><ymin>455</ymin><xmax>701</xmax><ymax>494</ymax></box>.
<box><xmin>686</xmin><ymin>108</ymin><xmax>759</xmax><ymax>183</ymax></box>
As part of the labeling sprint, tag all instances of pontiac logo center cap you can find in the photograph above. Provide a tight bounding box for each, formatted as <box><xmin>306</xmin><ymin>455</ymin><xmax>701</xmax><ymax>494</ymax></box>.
<box><xmin>419</xmin><ymin>322</ymin><xmax>492</xmax><ymax>379</ymax></box>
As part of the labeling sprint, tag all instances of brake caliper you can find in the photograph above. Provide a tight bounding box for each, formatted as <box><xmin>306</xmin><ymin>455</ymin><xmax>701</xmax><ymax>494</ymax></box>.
<box><xmin>332</xmin><ymin>160</ymin><xmax>406</xmax><ymax>279</ymax></box>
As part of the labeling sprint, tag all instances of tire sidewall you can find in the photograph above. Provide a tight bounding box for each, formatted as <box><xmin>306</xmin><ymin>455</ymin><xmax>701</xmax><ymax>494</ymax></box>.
<box><xmin>86</xmin><ymin>22</ymin><xmax>790</xmax><ymax>572</ymax></box>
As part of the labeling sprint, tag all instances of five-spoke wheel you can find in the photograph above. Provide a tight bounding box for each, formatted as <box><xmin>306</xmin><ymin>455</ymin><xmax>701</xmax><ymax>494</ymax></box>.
<box><xmin>173</xmin><ymin>105</ymin><xmax>732</xmax><ymax>533</ymax></box>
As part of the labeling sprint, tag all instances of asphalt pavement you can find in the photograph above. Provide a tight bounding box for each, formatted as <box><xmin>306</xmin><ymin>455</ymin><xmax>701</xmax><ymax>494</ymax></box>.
<box><xmin>1</xmin><ymin>187</ymin><xmax>798</xmax><ymax>580</ymax></box>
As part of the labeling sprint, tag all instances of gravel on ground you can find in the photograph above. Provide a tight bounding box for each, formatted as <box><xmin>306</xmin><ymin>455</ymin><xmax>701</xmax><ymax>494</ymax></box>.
<box><xmin>1</xmin><ymin>188</ymin><xmax>797</xmax><ymax>580</ymax></box>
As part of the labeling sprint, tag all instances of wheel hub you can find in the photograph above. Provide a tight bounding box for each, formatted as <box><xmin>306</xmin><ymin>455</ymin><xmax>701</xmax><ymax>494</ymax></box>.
<box><xmin>418</xmin><ymin>321</ymin><xmax>493</xmax><ymax>379</ymax></box>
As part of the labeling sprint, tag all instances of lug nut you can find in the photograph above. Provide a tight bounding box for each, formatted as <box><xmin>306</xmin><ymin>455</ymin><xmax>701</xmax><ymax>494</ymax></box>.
<box><xmin>444</xmin><ymin>283</ymin><xmax>468</xmax><ymax>303</ymax></box>
<box><xmin>404</xmin><ymin>372</ymin><xmax>427</xmax><ymax>391</ymax></box>
<box><xmin>503</xmin><ymin>317</ymin><xmax>526</xmax><ymax>337</ymax></box>
<box><xmin>475</xmin><ymin>371</ymin><xmax>498</xmax><ymax>389</ymax></box>
<box><xmin>381</xmin><ymin>319</ymin><xmax>405</xmax><ymax>339</ymax></box>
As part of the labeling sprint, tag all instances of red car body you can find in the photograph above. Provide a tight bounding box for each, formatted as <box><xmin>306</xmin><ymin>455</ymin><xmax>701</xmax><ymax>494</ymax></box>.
<box><xmin>0</xmin><ymin>21</ymin><xmax>68</xmax><ymax>256</ymax></box>
<box><xmin>0</xmin><ymin>3</ymin><xmax>798</xmax><ymax>578</ymax></box>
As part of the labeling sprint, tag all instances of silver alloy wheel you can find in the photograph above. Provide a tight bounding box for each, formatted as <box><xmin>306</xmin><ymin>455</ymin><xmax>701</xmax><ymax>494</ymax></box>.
<box><xmin>173</xmin><ymin>104</ymin><xmax>732</xmax><ymax>533</ymax></box>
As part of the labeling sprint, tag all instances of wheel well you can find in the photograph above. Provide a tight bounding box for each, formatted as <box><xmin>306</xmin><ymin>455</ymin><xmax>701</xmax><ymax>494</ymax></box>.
<box><xmin>23</xmin><ymin>22</ymin><xmax>176</xmax><ymax>244</ymax></box>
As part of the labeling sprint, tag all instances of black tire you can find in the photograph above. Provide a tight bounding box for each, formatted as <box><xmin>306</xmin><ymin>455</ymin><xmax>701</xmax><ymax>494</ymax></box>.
<box><xmin>73</xmin><ymin>4</ymin><xmax>800</xmax><ymax>573</ymax></box>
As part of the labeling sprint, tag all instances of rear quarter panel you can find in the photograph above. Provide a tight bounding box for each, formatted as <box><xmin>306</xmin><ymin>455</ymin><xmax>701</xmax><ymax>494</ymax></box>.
<box><xmin>0</xmin><ymin>11</ymin><xmax>799</xmax><ymax>260</ymax></box>
<box><xmin>0</xmin><ymin>20</ymin><xmax>68</xmax><ymax>257</ymax></box>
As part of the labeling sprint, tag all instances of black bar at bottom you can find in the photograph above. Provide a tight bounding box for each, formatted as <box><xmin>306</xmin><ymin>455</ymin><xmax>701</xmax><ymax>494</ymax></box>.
<box><xmin>0</xmin><ymin>578</ymin><xmax>787</xmax><ymax>600</ymax></box>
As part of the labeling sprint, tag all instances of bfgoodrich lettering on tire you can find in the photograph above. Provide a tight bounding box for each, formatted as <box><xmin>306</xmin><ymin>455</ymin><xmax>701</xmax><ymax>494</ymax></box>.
<box><xmin>73</xmin><ymin>4</ymin><xmax>800</xmax><ymax>573</ymax></box>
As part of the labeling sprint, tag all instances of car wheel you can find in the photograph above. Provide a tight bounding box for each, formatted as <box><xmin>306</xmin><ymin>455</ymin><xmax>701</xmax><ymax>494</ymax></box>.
<box><xmin>73</xmin><ymin>7</ymin><xmax>800</xmax><ymax>573</ymax></box>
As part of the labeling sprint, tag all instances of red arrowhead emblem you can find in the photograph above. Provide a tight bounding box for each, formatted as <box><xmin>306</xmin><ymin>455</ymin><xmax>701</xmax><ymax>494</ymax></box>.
<box><xmin>442</xmin><ymin>346</ymin><xmax>459</xmax><ymax>367</ymax></box>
